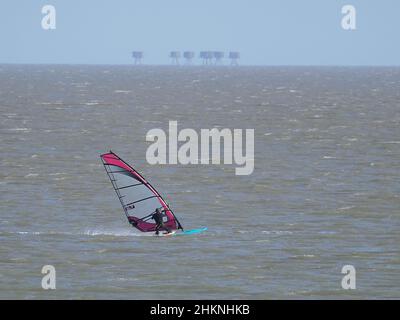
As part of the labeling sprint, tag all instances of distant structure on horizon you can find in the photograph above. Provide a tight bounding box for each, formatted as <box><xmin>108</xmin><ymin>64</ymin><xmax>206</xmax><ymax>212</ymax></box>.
<box><xmin>200</xmin><ymin>51</ymin><xmax>214</xmax><ymax>65</ymax></box>
<box><xmin>130</xmin><ymin>50</ymin><xmax>240</xmax><ymax>65</ymax></box>
<box><xmin>229</xmin><ymin>52</ymin><xmax>240</xmax><ymax>66</ymax></box>
<box><xmin>213</xmin><ymin>51</ymin><xmax>224</xmax><ymax>65</ymax></box>
<box><xmin>183</xmin><ymin>51</ymin><xmax>195</xmax><ymax>65</ymax></box>
<box><xmin>169</xmin><ymin>51</ymin><xmax>181</xmax><ymax>65</ymax></box>
<box><xmin>132</xmin><ymin>51</ymin><xmax>143</xmax><ymax>65</ymax></box>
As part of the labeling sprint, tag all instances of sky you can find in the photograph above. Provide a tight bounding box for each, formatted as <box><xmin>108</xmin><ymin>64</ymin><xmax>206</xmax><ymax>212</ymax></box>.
<box><xmin>0</xmin><ymin>0</ymin><xmax>399</xmax><ymax>65</ymax></box>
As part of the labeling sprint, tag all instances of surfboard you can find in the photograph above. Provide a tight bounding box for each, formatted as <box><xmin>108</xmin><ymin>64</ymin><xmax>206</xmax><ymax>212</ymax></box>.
<box><xmin>156</xmin><ymin>227</ymin><xmax>207</xmax><ymax>237</ymax></box>
<box><xmin>178</xmin><ymin>227</ymin><xmax>208</xmax><ymax>235</ymax></box>
<box><xmin>158</xmin><ymin>230</ymin><xmax>177</xmax><ymax>237</ymax></box>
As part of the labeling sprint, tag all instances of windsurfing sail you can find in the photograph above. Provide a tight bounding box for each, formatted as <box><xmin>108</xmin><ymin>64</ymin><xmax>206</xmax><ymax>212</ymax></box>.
<box><xmin>100</xmin><ymin>151</ymin><xmax>183</xmax><ymax>232</ymax></box>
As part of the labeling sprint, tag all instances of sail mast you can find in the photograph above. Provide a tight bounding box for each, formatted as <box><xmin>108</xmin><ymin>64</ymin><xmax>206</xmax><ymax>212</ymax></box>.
<box><xmin>101</xmin><ymin>154</ymin><xmax>129</xmax><ymax>219</ymax></box>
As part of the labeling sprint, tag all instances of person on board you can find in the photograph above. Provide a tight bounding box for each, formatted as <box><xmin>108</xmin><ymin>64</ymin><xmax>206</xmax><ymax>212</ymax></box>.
<box><xmin>152</xmin><ymin>208</ymin><xmax>171</xmax><ymax>235</ymax></box>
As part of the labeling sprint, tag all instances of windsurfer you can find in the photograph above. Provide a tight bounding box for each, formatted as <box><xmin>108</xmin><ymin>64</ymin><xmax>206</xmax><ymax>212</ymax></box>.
<box><xmin>152</xmin><ymin>208</ymin><xmax>171</xmax><ymax>235</ymax></box>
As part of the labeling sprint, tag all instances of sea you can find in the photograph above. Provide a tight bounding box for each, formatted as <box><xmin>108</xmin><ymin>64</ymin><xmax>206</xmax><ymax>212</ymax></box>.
<box><xmin>0</xmin><ymin>65</ymin><xmax>399</xmax><ymax>299</ymax></box>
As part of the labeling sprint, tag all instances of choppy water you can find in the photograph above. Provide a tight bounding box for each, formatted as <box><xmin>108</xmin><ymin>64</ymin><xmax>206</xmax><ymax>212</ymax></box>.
<box><xmin>0</xmin><ymin>65</ymin><xmax>399</xmax><ymax>299</ymax></box>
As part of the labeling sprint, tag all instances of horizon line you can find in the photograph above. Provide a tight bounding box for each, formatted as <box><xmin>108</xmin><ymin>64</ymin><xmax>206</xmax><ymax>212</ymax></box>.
<box><xmin>1</xmin><ymin>62</ymin><xmax>400</xmax><ymax>67</ymax></box>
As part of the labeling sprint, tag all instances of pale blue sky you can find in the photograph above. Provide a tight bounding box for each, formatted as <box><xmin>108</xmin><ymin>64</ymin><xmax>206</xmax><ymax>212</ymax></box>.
<box><xmin>0</xmin><ymin>0</ymin><xmax>399</xmax><ymax>65</ymax></box>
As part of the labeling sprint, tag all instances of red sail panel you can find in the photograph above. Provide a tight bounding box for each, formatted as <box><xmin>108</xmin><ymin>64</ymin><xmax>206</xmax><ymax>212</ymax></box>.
<box><xmin>100</xmin><ymin>152</ymin><xmax>180</xmax><ymax>232</ymax></box>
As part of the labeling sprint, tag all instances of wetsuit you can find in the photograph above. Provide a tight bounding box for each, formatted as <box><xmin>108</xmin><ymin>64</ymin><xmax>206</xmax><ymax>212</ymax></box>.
<box><xmin>152</xmin><ymin>209</ymin><xmax>171</xmax><ymax>235</ymax></box>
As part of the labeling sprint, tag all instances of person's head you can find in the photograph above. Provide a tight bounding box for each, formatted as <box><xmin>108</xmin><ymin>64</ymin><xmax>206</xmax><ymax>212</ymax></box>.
<box><xmin>156</xmin><ymin>208</ymin><xmax>161</xmax><ymax>214</ymax></box>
